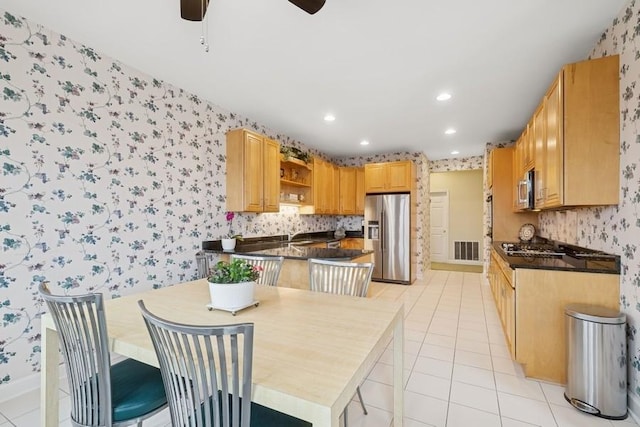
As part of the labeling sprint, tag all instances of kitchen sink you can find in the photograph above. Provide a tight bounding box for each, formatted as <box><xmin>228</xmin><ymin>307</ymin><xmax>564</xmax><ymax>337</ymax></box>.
<box><xmin>288</xmin><ymin>240</ymin><xmax>315</xmax><ymax>246</ymax></box>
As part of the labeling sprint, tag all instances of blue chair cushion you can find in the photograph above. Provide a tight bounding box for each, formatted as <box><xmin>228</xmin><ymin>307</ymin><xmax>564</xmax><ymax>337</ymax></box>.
<box><xmin>250</xmin><ymin>401</ymin><xmax>312</xmax><ymax>427</ymax></box>
<box><xmin>205</xmin><ymin>392</ymin><xmax>311</xmax><ymax>427</ymax></box>
<box><xmin>110</xmin><ymin>358</ymin><xmax>167</xmax><ymax>422</ymax></box>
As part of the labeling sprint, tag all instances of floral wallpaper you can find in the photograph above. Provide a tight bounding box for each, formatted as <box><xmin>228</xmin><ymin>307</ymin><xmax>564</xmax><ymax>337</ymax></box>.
<box><xmin>535</xmin><ymin>0</ymin><xmax>640</xmax><ymax>406</ymax></box>
<box><xmin>0</xmin><ymin>10</ymin><xmax>369</xmax><ymax>388</ymax></box>
<box><xmin>0</xmin><ymin>10</ymin><xmax>440</xmax><ymax>389</ymax></box>
<box><xmin>430</xmin><ymin>155</ymin><xmax>484</xmax><ymax>173</ymax></box>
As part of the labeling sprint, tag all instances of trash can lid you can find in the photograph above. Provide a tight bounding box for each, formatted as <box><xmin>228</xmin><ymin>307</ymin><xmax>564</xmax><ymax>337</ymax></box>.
<box><xmin>565</xmin><ymin>303</ymin><xmax>625</xmax><ymax>324</ymax></box>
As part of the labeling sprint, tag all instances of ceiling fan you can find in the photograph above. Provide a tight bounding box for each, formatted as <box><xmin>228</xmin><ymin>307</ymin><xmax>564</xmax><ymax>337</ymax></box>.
<box><xmin>181</xmin><ymin>0</ymin><xmax>326</xmax><ymax>21</ymax></box>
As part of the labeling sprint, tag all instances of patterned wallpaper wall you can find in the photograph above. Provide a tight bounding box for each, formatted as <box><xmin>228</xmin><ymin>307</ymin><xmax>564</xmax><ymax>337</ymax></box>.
<box><xmin>537</xmin><ymin>0</ymin><xmax>640</xmax><ymax>401</ymax></box>
<box><xmin>0</xmin><ymin>11</ymin><xmax>439</xmax><ymax>387</ymax></box>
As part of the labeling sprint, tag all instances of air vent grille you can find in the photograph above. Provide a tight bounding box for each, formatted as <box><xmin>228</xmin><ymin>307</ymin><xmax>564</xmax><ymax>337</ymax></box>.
<box><xmin>454</xmin><ymin>241</ymin><xmax>480</xmax><ymax>261</ymax></box>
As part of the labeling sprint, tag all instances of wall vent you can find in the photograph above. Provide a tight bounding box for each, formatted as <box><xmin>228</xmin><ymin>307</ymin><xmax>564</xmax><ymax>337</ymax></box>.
<box><xmin>454</xmin><ymin>241</ymin><xmax>480</xmax><ymax>261</ymax></box>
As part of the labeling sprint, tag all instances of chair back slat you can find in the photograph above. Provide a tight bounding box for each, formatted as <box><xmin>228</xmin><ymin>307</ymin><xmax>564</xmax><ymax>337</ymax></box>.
<box><xmin>39</xmin><ymin>283</ymin><xmax>112</xmax><ymax>426</ymax></box>
<box><xmin>230</xmin><ymin>255</ymin><xmax>284</xmax><ymax>286</ymax></box>
<box><xmin>139</xmin><ymin>301</ymin><xmax>254</xmax><ymax>427</ymax></box>
<box><xmin>308</xmin><ymin>259</ymin><xmax>374</xmax><ymax>297</ymax></box>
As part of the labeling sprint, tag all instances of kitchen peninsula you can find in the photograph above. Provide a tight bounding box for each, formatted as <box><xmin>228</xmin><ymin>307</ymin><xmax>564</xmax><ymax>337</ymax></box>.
<box><xmin>202</xmin><ymin>232</ymin><xmax>372</xmax><ymax>291</ymax></box>
<box><xmin>488</xmin><ymin>239</ymin><xmax>620</xmax><ymax>384</ymax></box>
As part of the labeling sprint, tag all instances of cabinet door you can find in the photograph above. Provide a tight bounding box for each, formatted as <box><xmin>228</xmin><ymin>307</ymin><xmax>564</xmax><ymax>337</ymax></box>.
<box><xmin>263</xmin><ymin>138</ymin><xmax>281</xmax><ymax>212</ymax></box>
<box><xmin>355</xmin><ymin>168</ymin><xmax>365</xmax><ymax>215</ymax></box>
<box><xmin>387</xmin><ymin>161</ymin><xmax>412</xmax><ymax>192</ymax></box>
<box><xmin>243</xmin><ymin>131</ymin><xmax>266</xmax><ymax>212</ymax></box>
<box><xmin>543</xmin><ymin>76</ymin><xmax>563</xmax><ymax>208</ymax></box>
<box><xmin>339</xmin><ymin>167</ymin><xmax>357</xmax><ymax>215</ymax></box>
<box><xmin>332</xmin><ymin>164</ymin><xmax>340</xmax><ymax>214</ymax></box>
<box><xmin>504</xmin><ymin>282</ymin><xmax>516</xmax><ymax>359</ymax></box>
<box><xmin>313</xmin><ymin>158</ymin><xmax>323</xmax><ymax>213</ymax></box>
<box><xmin>533</xmin><ymin>104</ymin><xmax>546</xmax><ymax>208</ymax></box>
<box><xmin>364</xmin><ymin>163</ymin><xmax>387</xmax><ymax>193</ymax></box>
<box><xmin>523</xmin><ymin>122</ymin><xmax>535</xmax><ymax>171</ymax></box>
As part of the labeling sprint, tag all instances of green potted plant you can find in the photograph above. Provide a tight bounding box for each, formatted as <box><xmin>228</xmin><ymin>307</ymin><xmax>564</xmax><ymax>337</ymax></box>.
<box><xmin>207</xmin><ymin>258</ymin><xmax>262</xmax><ymax>314</ymax></box>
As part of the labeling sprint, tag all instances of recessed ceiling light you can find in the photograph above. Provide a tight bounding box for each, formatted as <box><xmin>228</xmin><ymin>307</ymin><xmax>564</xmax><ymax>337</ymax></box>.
<box><xmin>324</xmin><ymin>114</ymin><xmax>336</xmax><ymax>122</ymax></box>
<box><xmin>436</xmin><ymin>93</ymin><xmax>452</xmax><ymax>101</ymax></box>
<box><xmin>444</xmin><ymin>128</ymin><xmax>457</xmax><ymax>135</ymax></box>
<box><xmin>360</xmin><ymin>140</ymin><xmax>370</xmax><ymax>146</ymax></box>
<box><xmin>451</xmin><ymin>150</ymin><xmax>460</xmax><ymax>155</ymax></box>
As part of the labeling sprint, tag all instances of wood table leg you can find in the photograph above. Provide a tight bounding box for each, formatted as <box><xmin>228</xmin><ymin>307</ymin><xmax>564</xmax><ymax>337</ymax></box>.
<box><xmin>41</xmin><ymin>319</ymin><xmax>60</xmax><ymax>427</ymax></box>
<box><xmin>393</xmin><ymin>308</ymin><xmax>404</xmax><ymax>426</ymax></box>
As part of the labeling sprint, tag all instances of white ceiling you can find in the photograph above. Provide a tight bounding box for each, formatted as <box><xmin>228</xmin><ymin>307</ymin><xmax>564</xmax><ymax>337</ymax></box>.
<box><xmin>3</xmin><ymin>0</ymin><xmax>626</xmax><ymax>160</ymax></box>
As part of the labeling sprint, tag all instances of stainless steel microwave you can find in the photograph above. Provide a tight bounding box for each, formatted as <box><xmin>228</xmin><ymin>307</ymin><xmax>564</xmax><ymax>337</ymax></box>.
<box><xmin>517</xmin><ymin>170</ymin><xmax>534</xmax><ymax>210</ymax></box>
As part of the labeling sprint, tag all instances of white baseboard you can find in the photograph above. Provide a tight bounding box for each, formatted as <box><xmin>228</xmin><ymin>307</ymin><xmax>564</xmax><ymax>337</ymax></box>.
<box><xmin>440</xmin><ymin>258</ymin><xmax>483</xmax><ymax>266</ymax></box>
<box><xmin>0</xmin><ymin>354</ymin><xmax>126</xmax><ymax>404</ymax></box>
<box><xmin>0</xmin><ymin>364</ymin><xmax>66</xmax><ymax>404</ymax></box>
<box><xmin>628</xmin><ymin>391</ymin><xmax>640</xmax><ymax>423</ymax></box>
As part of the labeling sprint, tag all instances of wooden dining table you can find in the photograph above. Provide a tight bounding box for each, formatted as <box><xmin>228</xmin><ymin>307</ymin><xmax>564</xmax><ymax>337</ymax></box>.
<box><xmin>40</xmin><ymin>279</ymin><xmax>405</xmax><ymax>427</ymax></box>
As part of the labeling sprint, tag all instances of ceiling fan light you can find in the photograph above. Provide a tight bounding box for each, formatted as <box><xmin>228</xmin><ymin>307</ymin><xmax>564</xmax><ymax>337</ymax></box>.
<box><xmin>181</xmin><ymin>0</ymin><xmax>209</xmax><ymax>21</ymax></box>
<box><xmin>288</xmin><ymin>0</ymin><xmax>326</xmax><ymax>15</ymax></box>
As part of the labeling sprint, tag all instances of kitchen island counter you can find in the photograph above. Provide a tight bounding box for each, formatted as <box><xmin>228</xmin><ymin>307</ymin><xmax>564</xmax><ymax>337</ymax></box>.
<box><xmin>202</xmin><ymin>235</ymin><xmax>373</xmax><ymax>291</ymax></box>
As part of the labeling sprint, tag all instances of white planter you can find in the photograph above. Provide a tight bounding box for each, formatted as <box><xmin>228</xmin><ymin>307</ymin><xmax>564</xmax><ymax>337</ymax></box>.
<box><xmin>221</xmin><ymin>238</ymin><xmax>236</xmax><ymax>251</ymax></box>
<box><xmin>208</xmin><ymin>281</ymin><xmax>255</xmax><ymax>312</ymax></box>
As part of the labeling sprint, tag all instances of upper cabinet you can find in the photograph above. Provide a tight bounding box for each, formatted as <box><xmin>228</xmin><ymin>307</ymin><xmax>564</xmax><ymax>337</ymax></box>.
<box><xmin>533</xmin><ymin>55</ymin><xmax>620</xmax><ymax>209</ymax></box>
<box><xmin>226</xmin><ymin>129</ymin><xmax>280</xmax><ymax>213</ymax></box>
<box><xmin>364</xmin><ymin>161</ymin><xmax>415</xmax><ymax>193</ymax></box>
<box><xmin>280</xmin><ymin>156</ymin><xmax>313</xmax><ymax>207</ymax></box>
<box><xmin>355</xmin><ymin>167</ymin><xmax>365</xmax><ymax>215</ymax></box>
<box><xmin>313</xmin><ymin>157</ymin><xmax>332</xmax><ymax>214</ymax></box>
<box><xmin>339</xmin><ymin>167</ymin><xmax>357</xmax><ymax>215</ymax></box>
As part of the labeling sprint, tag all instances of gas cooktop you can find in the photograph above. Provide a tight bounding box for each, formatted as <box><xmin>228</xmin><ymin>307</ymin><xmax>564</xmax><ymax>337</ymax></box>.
<box><xmin>501</xmin><ymin>242</ymin><xmax>564</xmax><ymax>257</ymax></box>
<box><xmin>500</xmin><ymin>242</ymin><xmax>617</xmax><ymax>260</ymax></box>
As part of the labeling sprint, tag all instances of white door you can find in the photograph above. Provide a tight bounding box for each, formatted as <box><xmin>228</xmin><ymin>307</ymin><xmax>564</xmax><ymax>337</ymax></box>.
<box><xmin>430</xmin><ymin>191</ymin><xmax>449</xmax><ymax>262</ymax></box>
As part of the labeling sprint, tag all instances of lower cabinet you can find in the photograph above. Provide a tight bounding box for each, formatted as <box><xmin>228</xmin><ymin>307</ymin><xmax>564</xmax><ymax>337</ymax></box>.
<box><xmin>488</xmin><ymin>248</ymin><xmax>619</xmax><ymax>383</ymax></box>
<box><xmin>340</xmin><ymin>238</ymin><xmax>364</xmax><ymax>250</ymax></box>
<box><xmin>489</xmin><ymin>250</ymin><xmax>515</xmax><ymax>358</ymax></box>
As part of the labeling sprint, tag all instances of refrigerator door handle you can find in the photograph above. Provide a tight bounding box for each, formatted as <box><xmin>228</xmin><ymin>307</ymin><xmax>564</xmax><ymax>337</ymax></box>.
<box><xmin>380</xmin><ymin>210</ymin><xmax>385</xmax><ymax>251</ymax></box>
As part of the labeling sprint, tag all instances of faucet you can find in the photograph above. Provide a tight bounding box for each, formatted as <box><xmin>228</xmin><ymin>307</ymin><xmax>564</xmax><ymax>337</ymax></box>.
<box><xmin>288</xmin><ymin>231</ymin><xmax>303</xmax><ymax>242</ymax></box>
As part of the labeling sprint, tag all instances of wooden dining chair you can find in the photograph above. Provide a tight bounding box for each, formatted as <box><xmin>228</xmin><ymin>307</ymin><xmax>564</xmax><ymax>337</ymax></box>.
<box><xmin>38</xmin><ymin>283</ymin><xmax>167</xmax><ymax>427</ymax></box>
<box><xmin>230</xmin><ymin>254</ymin><xmax>284</xmax><ymax>286</ymax></box>
<box><xmin>138</xmin><ymin>300</ymin><xmax>311</xmax><ymax>427</ymax></box>
<box><xmin>307</xmin><ymin>258</ymin><xmax>374</xmax><ymax>424</ymax></box>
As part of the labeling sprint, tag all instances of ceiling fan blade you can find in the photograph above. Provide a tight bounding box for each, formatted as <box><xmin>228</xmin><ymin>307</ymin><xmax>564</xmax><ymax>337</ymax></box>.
<box><xmin>181</xmin><ymin>0</ymin><xmax>209</xmax><ymax>21</ymax></box>
<box><xmin>288</xmin><ymin>0</ymin><xmax>326</xmax><ymax>14</ymax></box>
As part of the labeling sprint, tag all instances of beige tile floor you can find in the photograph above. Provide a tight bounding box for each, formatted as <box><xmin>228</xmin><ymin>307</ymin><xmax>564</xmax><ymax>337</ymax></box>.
<box><xmin>0</xmin><ymin>270</ymin><xmax>637</xmax><ymax>427</ymax></box>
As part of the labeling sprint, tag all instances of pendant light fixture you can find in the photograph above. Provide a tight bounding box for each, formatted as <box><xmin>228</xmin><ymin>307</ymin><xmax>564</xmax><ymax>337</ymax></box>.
<box><xmin>288</xmin><ymin>0</ymin><xmax>326</xmax><ymax>14</ymax></box>
<box><xmin>180</xmin><ymin>0</ymin><xmax>209</xmax><ymax>21</ymax></box>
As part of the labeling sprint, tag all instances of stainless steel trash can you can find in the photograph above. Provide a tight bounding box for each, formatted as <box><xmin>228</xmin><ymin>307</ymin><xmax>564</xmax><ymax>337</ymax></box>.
<box><xmin>564</xmin><ymin>303</ymin><xmax>627</xmax><ymax>420</ymax></box>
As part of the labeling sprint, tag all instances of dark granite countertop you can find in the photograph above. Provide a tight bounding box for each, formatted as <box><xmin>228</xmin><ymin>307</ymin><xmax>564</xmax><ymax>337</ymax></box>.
<box><xmin>493</xmin><ymin>241</ymin><xmax>620</xmax><ymax>274</ymax></box>
<box><xmin>202</xmin><ymin>231</ymin><xmax>370</xmax><ymax>261</ymax></box>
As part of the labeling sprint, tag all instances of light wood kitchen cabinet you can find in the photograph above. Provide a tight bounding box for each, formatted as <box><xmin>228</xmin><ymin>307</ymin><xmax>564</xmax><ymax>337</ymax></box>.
<box><xmin>355</xmin><ymin>167</ymin><xmax>365</xmax><ymax>215</ymax></box>
<box><xmin>280</xmin><ymin>156</ymin><xmax>313</xmax><ymax>207</ymax></box>
<box><xmin>490</xmin><ymin>147</ymin><xmax>537</xmax><ymax>241</ymax></box>
<box><xmin>339</xmin><ymin>167</ymin><xmax>357</xmax><ymax>215</ymax></box>
<box><xmin>313</xmin><ymin>157</ymin><xmax>339</xmax><ymax>214</ymax></box>
<box><xmin>331</xmin><ymin>164</ymin><xmax>340</xmax><ymax>214</ymax></box>
<box><xmin>364</xmin><ymin>160</ymin><xmax>415</xmax><ymax>193</ymax></box>
<box><xmin>489</xmin><ymin>249</ymin><xmax>515</xmax><ymax>358</ymax></box>
<box><xmin>340</xmin><ymin>238</ymin><xmax>364</xmax><ymax>249</ymax></box>
<box><xmin>533</xmin><ymin>54</ymin><xmax>619</xmax><ymax>209</ymax></box>
<box><xmin>226</xmin><ymin>129</ymin><xmax>280</xmax><ymax>212</ymax></box>
<box><xmin>515</xmin><ymin>267</ymin><xmax>619</xmax><ymax>384</ymax></box>
<box><xmin>488</xmin><ymin>248</ymin><xmax>620</xmax><ymax>383</ymax></box>
<box><xmin>513</xmin><ymin>123</ymin><xmax>535</xmax><ymax>183</ymax></box>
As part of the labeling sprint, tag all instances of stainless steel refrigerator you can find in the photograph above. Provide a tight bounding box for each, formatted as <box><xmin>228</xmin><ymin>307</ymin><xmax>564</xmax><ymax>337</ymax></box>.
<box><xmin>364</xmin><ymin>193</ymin><xmax>411</xmax><ymax>284</ymax></box>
